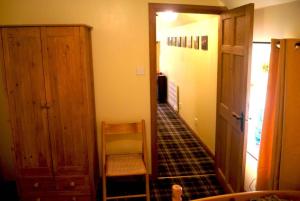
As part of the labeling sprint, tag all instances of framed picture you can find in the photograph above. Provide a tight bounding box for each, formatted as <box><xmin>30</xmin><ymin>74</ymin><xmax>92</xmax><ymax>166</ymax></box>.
<box><xmin>194</xmin><ymin>36</ymin><xmax>199</xmax><ymax>49</ymax></box>
<box><xmin>176</xmin><ymin>37</ymin><xmax>181</xmax><ymax>47</ymax></box>
<box><xmin>167</xmin><ymin>37</ymin><xmax>172</xmax><ymax>46</ymax></box>
<box><xmin>201</xmin><ymin>35</ymin><xmax>208</xmax><ymax>50</ymax></box>
<box><xmin>181</xmin><ymin>36</ymin><xmax>186</xmax><ymax>47</ymax></box>
<box><xmin>186</xmin><ymin>36</ymin><xmax>193</xmax><ymax>48</ymax></box>
<box><xmin>172</xmin><ymin>37</ymin><xmax>176</xmax><ymax>46</ymax></box>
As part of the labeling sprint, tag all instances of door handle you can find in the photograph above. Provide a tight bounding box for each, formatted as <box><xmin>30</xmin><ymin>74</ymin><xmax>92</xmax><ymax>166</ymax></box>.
<box><xmin>232</xmin><ymin>112</ymin><xmax>244</xmax><ymax>132</ymax></box>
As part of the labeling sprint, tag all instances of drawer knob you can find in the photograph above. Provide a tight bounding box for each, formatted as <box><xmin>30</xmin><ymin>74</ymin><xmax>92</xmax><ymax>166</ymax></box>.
<box><xmin>69</xmin><ymin>181</ymin><xmax>76</xmax><ymax>187</ymax></box>
<box><xmin>72</xmin><ymin>197</ymin><xmax>77</xmax><ymax>201</ymax></box>
<box><xmin>33</xmin><ymin>182</ymin><xmax>40</xmax><ymax>188</ymax></box>
<box><xmin>36</xmin><ymin>198</ymin><xmax>41</xmax><ymax>201</ymax></box>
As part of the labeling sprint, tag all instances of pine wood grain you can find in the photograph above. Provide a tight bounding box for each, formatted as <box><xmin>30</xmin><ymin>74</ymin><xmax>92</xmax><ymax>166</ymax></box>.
<box><xmin>41</xmin><ymin>27</ymin><xmax>89</xmax><ymax>176</ymax></box>
<box><xmin>215</xmin><ymin>4</ymin><xmax>254</xmax><ymax>192</ymax></box>
<box><xmin>0</xmin><ymin>25</ymin><xmax>97</xmax><ymax>201</ymax></box>
<box><xmin>1</xmin><ymin>27</ymin><xmax>53</xmax><ymax>177</ymax></box>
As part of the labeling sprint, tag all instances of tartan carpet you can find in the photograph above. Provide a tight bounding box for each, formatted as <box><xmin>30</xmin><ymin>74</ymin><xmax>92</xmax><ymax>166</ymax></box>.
<box><xmin>157</xmin><ymin>103</ymin><xmax>215</xmax><ymax>177</ymax></box>
<box><xmin>151</xmin><ymin>175</ymin><xmax>224</xmax><ymax>201</ymax></box>
<box><xmin>150</xmin><ymin>103</ymin><xmax>224</xmax><ymax>201</ymax></box>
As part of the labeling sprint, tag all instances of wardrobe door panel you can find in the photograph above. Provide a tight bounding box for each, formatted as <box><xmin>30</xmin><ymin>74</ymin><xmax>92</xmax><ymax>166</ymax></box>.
<box><xmin>41</xmin><ymin>27</ymin><xmax>88</xmax><ymax>175</ymax></box>
<box><xmin>1</xmin><ymin>28</ymin><xmax>52</xmax><ymax>176</ymax></box>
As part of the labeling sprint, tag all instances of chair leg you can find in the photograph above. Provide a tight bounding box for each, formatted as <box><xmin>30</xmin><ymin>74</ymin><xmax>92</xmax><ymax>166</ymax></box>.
<box><xmin>102</xmin><ymin>175</ymin><xmax>107</xmax><ymax>201</ymax></box>
<box><xmin>145</xmin><ymin>174</ymin><xmax>150</xmax><ymax>201</ymax></box>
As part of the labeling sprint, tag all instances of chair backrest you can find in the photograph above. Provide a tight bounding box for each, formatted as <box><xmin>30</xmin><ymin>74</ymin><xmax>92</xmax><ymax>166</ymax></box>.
<box><xmin>101</xmin><ymin>120</ymin><xmax>148</xmax><ymax>167</ymax></box>
<box><xmin>102</xmin><ymin>122</ymin><xmax>143</xmax><ymax>135</ymax></box>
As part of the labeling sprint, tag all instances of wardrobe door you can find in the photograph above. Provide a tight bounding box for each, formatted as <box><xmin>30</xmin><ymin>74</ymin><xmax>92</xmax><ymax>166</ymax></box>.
<box><xmin>1</xmin><ymin>28</ymin><xmax>53</xmax><ymax>176</ymax></box>
<box><xmin>41</xmin><ymin>27</ymin><xmax>89</xmax><ymax>175</ymax></box>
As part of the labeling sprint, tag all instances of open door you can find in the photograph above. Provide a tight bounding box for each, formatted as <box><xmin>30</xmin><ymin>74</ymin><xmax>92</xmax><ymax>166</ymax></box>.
<box><xmin>215</xmin><ymin>4</ymin><xmax>254</xmax><ymax>192</ymax></box>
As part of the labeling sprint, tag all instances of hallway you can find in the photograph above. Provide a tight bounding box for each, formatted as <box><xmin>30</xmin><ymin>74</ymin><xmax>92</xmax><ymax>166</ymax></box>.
<box><xmin>150</xmin><ymin>103</ymin><xmax>224</xmax><ymax>200</ymax></box>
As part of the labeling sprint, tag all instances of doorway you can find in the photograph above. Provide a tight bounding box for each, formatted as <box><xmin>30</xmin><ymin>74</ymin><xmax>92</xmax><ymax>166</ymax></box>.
<box><xmin>244</xmin><ymin>42</ymin><xmax>270</xmax><ymax>191</ymax></box>
<box><xmin>149</xmin><ymin>3</ymin><xmax>255</xmax><ymax>193</ymax></box>
<box><xmin>155</xmin><ymin>11</ymin><xmax>219</xmax><ymax>178</ymax></box>
<box><xmin>148</xmin><ymin>4</ymin><xmax>227</xmax><ymax>179</ymax></box>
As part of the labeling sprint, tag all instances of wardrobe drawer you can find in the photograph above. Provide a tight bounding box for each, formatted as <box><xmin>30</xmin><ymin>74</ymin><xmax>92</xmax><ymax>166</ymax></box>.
<box><xmin>55</xmin><ymin>176</ymin><xmax>90</xmax><ymax>192</ymax></box>
<box><xmin>20</xmin><ymin>177</ymin><xmax>55</xmax><ymax>192</ymax></box>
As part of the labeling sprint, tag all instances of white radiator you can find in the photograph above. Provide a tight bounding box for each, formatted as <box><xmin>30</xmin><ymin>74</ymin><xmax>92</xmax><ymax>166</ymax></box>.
<box><xmin>168</xmin><ymin>81</ymin><xmax>179</xmax><ymax>112</ymax></box>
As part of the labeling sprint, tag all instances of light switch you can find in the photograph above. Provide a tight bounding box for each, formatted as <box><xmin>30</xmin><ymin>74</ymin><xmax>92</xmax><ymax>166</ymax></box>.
<box><xmin>136</xmin><ymin>67</ymin><xmax>145</xmax><ymax>75</ymax></box>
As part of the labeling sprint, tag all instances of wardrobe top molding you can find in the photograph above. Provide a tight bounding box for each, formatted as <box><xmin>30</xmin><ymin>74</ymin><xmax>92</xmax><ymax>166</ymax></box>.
<box><xmin>0</xmin><ymin>24</ymin><xmax>93</xmax><ymax>29</ymax></box>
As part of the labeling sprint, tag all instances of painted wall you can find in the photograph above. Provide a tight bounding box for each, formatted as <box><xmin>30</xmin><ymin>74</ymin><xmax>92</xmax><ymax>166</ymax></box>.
<box><xmin>0</xmin><ymin>0</ymin><xmax>224</xmax><ymax>179</ymax></box>
<box><xmin>158</xmin><ymin>15</ymin><xmax>219</xmax><ymax>153</ymax></box>
<box><xmin>253</xmin><ymin>0</ymin><xmax>300</xmax><ymax>42</ymax></box>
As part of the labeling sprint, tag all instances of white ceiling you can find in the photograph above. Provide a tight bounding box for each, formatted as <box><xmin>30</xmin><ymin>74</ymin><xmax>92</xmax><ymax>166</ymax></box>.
<box><xmin>220</xmin><ymin>0</ymin><xmax>299</xmax><ymax>9</ymax></box>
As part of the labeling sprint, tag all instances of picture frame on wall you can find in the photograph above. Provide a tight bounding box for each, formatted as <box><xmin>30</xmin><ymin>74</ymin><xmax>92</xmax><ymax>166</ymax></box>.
<box><xmin>167</xmin><ymin>37</ymin><xmax>172</xmax><ymax>46</ymax></box>
<box><xmin>176</xmin><ymin>37</ymin><xmax>181</xmax><ymax>47</ymax></box>
<box><xmin>181</xmin><ymin>36</ymin><xmax>186</xmax><ymax>47</ymax></box>
<box><xmin>172</xmin><ymin>37</ymin><xmax>176</xmax><ymax>46</ymax></box>
<box><xmin>186</xmin><ymin>36</ymin><xmax>192</xmax><ymax>48</ymax></box>
<box><xmin>194</xmin><ymin>36</ymin><xmax>199</xmax><ymax>49</ymax></box>
<box><xmin>201</xmin><ymin>35</ymin><xmax>208</xmax><ymax>50</ymax></box>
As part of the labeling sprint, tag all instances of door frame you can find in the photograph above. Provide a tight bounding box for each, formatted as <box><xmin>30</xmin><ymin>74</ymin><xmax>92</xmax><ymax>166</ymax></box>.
<box><xmin>148</xmin><ymin>3</ymin><xmax>227</xmax><ymax>179</ymax></box>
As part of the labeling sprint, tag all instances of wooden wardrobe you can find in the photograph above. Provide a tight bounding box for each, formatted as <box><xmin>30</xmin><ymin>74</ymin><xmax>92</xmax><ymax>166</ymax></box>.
<box><xmin>0</xmin><ymin>25</ymin><xmax>97</xmax><ymax>201</ymax></box>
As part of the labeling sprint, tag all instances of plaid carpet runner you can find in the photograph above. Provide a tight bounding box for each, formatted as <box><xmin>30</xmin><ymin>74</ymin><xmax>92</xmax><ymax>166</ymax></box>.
<box><xmin>157</xmin><ymin>103</ymin><xmax>215</xmax><ymax>177</ymax></box>
<box><xmin>150</xmin><ymin>103</ymin><xmax>224</xmax><ymax>201</ymax></box>
<box><xmin>151</xmin><ymin>175</ymin><xmax>223</xmax><ymax>201</ymax></box>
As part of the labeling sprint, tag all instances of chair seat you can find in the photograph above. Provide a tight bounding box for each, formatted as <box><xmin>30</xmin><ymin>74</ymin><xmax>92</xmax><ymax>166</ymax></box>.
<box><xmin>106</xmin><ymin>154</ymin><xmax>147</xmax><ymax>176</ymax></box>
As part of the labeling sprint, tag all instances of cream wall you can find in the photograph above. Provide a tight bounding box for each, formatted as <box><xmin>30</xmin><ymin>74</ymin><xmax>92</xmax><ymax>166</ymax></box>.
<box><xmin>0</xmin><ymin>0</ymin><xmax>224</xmax><ymax>179</ymax></box>
<box><xmin>254</xmin><ymin>0</ymin><xmax>300</xmax><ymax>41</ymax></box>
<box><xmin>159</xmin><ymin>15</ymin><xmax>219</xmax><ymax>153</ymax></box>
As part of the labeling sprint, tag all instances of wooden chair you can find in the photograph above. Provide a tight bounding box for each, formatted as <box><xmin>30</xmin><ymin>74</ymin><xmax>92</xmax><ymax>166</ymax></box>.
<box><xmin>101</xmin><ymin>120</ymin><xmax>150</xmax><ymax>201</ymax></box>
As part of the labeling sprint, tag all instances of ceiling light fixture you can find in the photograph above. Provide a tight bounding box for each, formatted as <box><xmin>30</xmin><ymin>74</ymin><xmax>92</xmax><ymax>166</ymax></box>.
<box><xmin>158</xmin><ymin>11</ymin><xmax>178</xmax><ymax>22</ymax></box>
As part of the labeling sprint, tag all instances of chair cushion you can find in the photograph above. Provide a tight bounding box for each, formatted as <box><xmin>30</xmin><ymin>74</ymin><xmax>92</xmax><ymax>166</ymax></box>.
<box><xmin>106</xmin><ymin>154</ymin><xmax>147</xmax><ymax>176</ymax></box>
